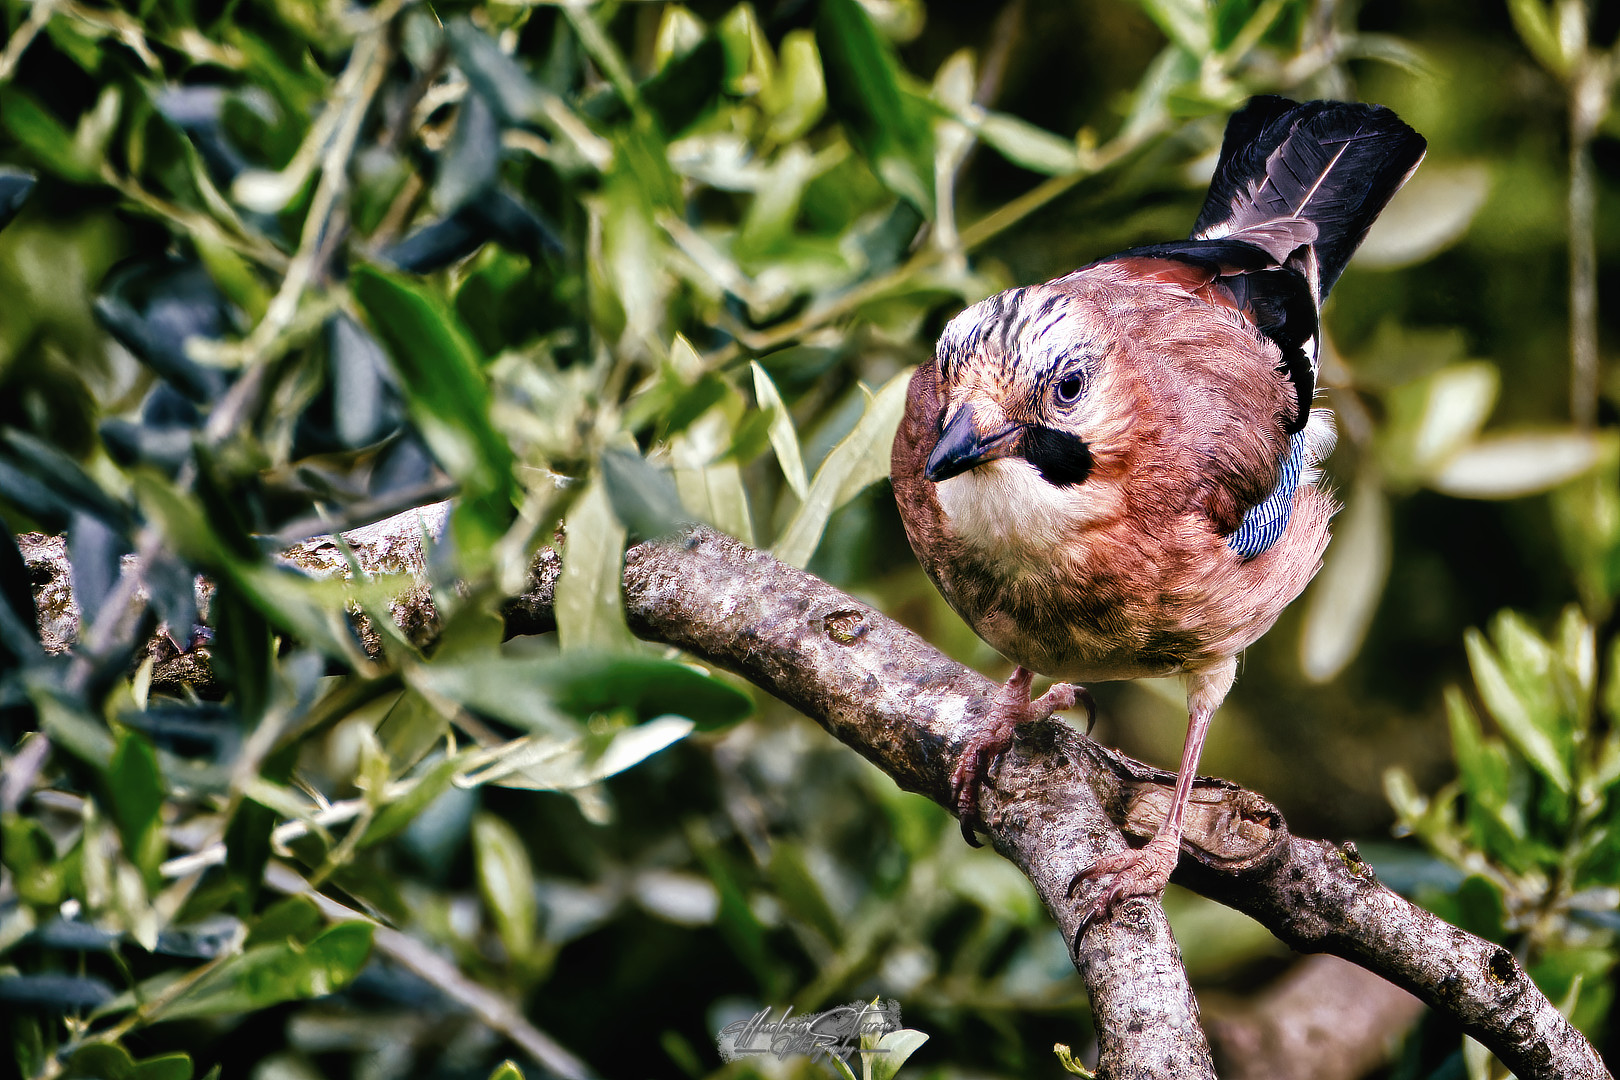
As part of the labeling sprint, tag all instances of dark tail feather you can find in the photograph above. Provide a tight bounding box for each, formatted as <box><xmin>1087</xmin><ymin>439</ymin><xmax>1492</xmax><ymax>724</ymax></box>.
<box><xmin>1192</xmin><ymin>96</ymin><xmax>1427</xmax><ymax>301</ymax></box>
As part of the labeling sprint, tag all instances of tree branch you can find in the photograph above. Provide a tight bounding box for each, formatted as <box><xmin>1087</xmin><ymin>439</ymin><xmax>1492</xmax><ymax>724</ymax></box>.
<box><xmin>19</xmin><ymin>519</ymin><xmax>1613</xmax><ymax>1080</ymax></box>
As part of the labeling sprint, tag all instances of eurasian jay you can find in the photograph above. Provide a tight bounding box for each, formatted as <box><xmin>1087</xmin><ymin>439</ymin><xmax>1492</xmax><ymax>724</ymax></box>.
<box><xmin>891</xmin><ymin>96</ymin><xmax>1426</xmax><ymax>915</ymax></box>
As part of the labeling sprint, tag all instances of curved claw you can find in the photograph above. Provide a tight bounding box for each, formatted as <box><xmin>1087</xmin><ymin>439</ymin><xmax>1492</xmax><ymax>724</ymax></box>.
<box><xmin>950</xmin><ymin>736</ymin><xmax>999</xmax><ymax>848</ymax></box>
<box><xmin>953</xmin><ymin>672</ymin><xmax>1093</xmax><ymax>847</ymax></box>
<box><xmin>1068</xmin><ymin>835</ymin><xmax>1182</xmax><ymax>930</ymax></box>
<box><xmin>1076</xmin><ymin>686</ymin><xmax>1098</xmax><ymax>735</ymax></box>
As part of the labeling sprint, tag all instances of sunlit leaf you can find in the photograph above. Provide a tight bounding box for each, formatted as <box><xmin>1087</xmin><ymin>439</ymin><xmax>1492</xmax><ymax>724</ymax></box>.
<box><xmin>154</xmin><ymin>923</ymin><xmax>373</xmax><ymax>1020</ymax></box>
<box><xmin>1429</xmin><ymin>431</ymin><xmax>1608</xmax><ymax>499</ymax></box>
<box><xmin>1133</xmin><ymin>0</ymin><xmax>1211</xmax><ymax>55</ymax></box>
<box><xmin>1445</xmin><ymin>686</ymin><xmax>1520</xmax><ymax>857</ymax></box>
<box><xmin>473</xmin><ymin>813</ymin><xmax>537</xmax><ymax>961</ymax></box>
<box><xmin>735</xmin><ymin>144</ymin><xmax>817</xmax><ymax>258</ymax></box>
<box><xmin>415</xmin><ymin>653</ymin><xmax>751</xmax><ymax>731</ymax></box>
<box><xmin>1555</xmin><ymin>604</ymin><xmax>1596</xmax><ymax>717</ymax></box>
<box><xmin>631</xmin><ymin>868</ymin><xmax>719</xmax><ymax>926</ymax></box>
<box><xmin>195</xmin><ymin>232</ymin><xmax>270</xmax><ymax>322</ymax></box>
<box><xmin>1358</xmin><ymin>164</ymin><xmax>1491</xmax><ymax>269</ymax></box>
<box><xmin>774</xmin><ymin>369</ymin><xmax>911</xmax><ymax>568</ymax></box>
<box><xmin>867</xmin><ymin>1028</ymin><xmax>930</xmax><ymax>1080</ymax></box>
<box><xmin>466</xmin><ymin>715</ymin><xmax>695</xmax><ymax>792</ymax></box>
<box><xmin>1465</xmin><ymin>627</ymin><xmax>1572</xmax><ymax>792</ymax></box>
<box><xmin>653</xmin><ymin>5</ymin><xmax>706</xmax><ymax>72</ymax></box>
<box><xmin>672</xmin><ymin>412</ymin><xmax>755</xmax><ymax>545</ymax></box>
<box><xmin>592</xmin><ymin>134</ymin><xmax>678</xmax><ymax>349</ymax></box>
<box><xmin>3</xmin><ymin>815</ymin><xmax>64</xmax><ymax>907</ymax></box>
<box><xmin>973</xmin><ymin>112</ymin><xmax>1079</xmax><ymax>175</ymax></box>
<box><xmin>717</xmin><ymin>3</ymin><xmax>774</xmax><ymax>94</ymax></box>
<box><xmin>751</xmin><ymin>362</ymin><xmax>809</xmax><ymax>500</ymax></box>
<box><xmin>1299</xmin><ymin>472</ymin><xmax>1390</xmax><ymax>682</ymax></box>
<box><xmin>761</xmin><ymin>30</ymin><xmax>827</xmax><ymax>144</ymax></box>
<box><xmin>1551</xmin><ymin>448</ymin><xmax>1620</xmax><ymax>613</ymax></box>
<box><xmin>552</xmin><ymin>481</ymin><xmax>635</xmax><ymax>653</ymax></box>
<box><xmin>1506</xmin><ymin>0</ymin><xmax>1570</xmax><ymax>76</ymax></box>
<box><xmin>1409</xmin><ymin>363</ymin><xmax>1499</xmax><ymax>473</ymax></box>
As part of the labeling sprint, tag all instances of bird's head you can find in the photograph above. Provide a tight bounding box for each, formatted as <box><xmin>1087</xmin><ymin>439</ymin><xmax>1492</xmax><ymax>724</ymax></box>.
<box><xmin>923</xmin><ymin>277</ymin><xmax>1137</xmax><ymax>553</ymax></box>
<box><xmin>926</xmin><ymin>290</ymin><xmax>1096</xmax><ymax>488</ymax></box>
<box><xmin>920</xmin><ymin>264</ymin><xmax>1301</xmax><ymax>558</ymax></box>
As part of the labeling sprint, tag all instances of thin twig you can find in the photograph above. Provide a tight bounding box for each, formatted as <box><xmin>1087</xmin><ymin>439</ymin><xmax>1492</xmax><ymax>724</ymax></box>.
<box><xmin>101</xmin><ymin>170</ymin><xmax>290</xmax><ymax>272</ymax></box>
<box><xmin>265</xmin><ymin>863</ymin><xmax>593</xmax><ymax>1080</ymax></box>
<box><xmin>1568</xmin><ymin>52</ymin><xmax>1607</xmax><ymax>430</ymax></box>
<box><xmin>0</xmin><ymin>0</ymin><xmax>57</xmax><ymax>83</ymax></box>
<box><xmin>204</xmin><ymin>27</ymin><xmax>389</xmax><ymax>400</ymax></box>
<box><xmin>947</xmin><ymin>0</ymin><xmax>1023</xmax><ymax>191</ymax></box>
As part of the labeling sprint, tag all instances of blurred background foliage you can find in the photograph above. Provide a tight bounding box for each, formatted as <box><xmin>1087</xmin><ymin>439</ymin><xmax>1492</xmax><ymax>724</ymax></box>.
<box><xmin>1</xmin><ymin>0</ymin><xmax>1618</xmax><ymax>1077</ymax></box>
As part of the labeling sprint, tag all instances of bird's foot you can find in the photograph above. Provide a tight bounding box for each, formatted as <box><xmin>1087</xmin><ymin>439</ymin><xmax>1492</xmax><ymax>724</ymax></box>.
<box><xmin>1070</xmin><ymin>832</ymin><xmax>1181</xmax><ymax>929</ymax></box>
<box><xmin>951</xmin><ymin>669</ymin><xmax>1094</xmax><ymax>847</ymax></box>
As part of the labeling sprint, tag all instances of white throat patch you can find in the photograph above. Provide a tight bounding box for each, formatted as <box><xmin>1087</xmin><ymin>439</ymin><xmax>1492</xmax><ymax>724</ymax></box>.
<box><xmin>935</xmin><ymin>458</ymin><xmax>1102</xmax><ymax>568</ymax></box>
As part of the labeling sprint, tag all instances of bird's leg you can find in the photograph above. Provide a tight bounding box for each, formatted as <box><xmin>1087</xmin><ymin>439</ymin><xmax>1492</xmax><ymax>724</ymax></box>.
<box><xmin>1073</xmin><ymin>658</ymin><xmax>1237</xmax><ymax>921</ymax></box>
<box><xmin>951</xmin><ymin>666</ymin><xmax>1093</xmax><ymax>847</ymax></box>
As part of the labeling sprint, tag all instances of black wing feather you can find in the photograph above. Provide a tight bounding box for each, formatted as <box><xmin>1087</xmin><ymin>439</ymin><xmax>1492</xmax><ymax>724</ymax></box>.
<box><xmin>1192</xmin><ymin>95</ymin><xmax>1427</xmax><ymax>301</ymax></box>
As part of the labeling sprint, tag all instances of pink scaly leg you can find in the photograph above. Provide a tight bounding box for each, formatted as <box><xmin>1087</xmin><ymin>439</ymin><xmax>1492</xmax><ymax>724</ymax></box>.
<box><xmin>951</xmin><ymin>666</ymin><xmax>1094</xmax><ymax>847</ymax></box>
<box><xmin>1073</xmin><ymin>657</ymin><xmax>1237</xmax><ymax>922</ymax></box>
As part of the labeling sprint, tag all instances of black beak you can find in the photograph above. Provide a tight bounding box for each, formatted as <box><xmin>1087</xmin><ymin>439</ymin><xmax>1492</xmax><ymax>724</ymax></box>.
<box><xmin>925</xmin><ymin>405</ymin><xmax>1021</xmax><ymax>483</ymax></box>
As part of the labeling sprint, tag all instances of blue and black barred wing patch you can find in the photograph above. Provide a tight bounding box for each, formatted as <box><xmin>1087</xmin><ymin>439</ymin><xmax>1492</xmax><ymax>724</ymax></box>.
<box><xmin>1227</xmin><ymin>430</ymin><xmax>1307</xmax><ymax>560</ymax></box>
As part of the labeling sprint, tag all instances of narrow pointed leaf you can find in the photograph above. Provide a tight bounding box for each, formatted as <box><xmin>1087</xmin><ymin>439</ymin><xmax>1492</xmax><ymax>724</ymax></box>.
<box><xmin>816</xmin><ymin>0</ymin><xmax>934</xmax><ymax>209</ymax></box>
<box><xmin>415</xmin><ymin>653</ymin><xmax>751</xmax><ymax>731</ymax></box>
<box><xmin>350</xmin><ymin>265</ymin><xmax>514</xmax><ymax>557</ymax></box>
<box><xmin>774</xmin><ymin>370</ymin><xmax>910</xmax><ymax>568</ymax></box>
<box><xmin>473</xmin><ymin>813</ymin><xmax>537</xmax><ymax>961</ymax></box>
<box><xmin>868</xmin><ymin>1029</ymin><xmax>929</xmax><ymax>1080</ymax></box>
<box><xmin>974</xmin><ymin>112</ymin><xmax>1080</xmax><ymax>175</ymax></box>
<box><xmin>751</xmin><ymin>361</ymin><xmax>809</xmax><ymax>499</ymax></box>
<box><xmin>1466</xmin><ymin>629</ymin><xmax>1572</xmax><ymax>792</ymax></box>
<box><xmin>1299</xmin><ymin>474</ymin><xmax>1390</xmax><ymax>682</ymax></box>
<box><xmin>1430</xmin><ymin>431</ymin><xmax>1607</xmax><ymax>499</ymax></box>
<box><xmin>153</xmin><ymin>923</ymin><xmax>373</xmax><ymax>1020</ymax></box>
<box><xmin>553</xmin><ymin>481</ymin><xmax>635</xmax><ymax>653</ymax></box>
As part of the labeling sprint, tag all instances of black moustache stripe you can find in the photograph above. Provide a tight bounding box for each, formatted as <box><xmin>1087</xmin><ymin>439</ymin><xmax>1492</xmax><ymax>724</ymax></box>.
<box><xmin>1022</xmin><ymin>425</ymin><xmax>1093</xmax><ymax>486</ymax></box>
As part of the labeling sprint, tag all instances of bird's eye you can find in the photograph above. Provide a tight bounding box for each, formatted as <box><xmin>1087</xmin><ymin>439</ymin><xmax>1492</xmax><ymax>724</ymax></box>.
<box><xmin>1055</xmin><ymin>374</ymin><xmax>1084</xmax><ymax>404</ymax></box>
